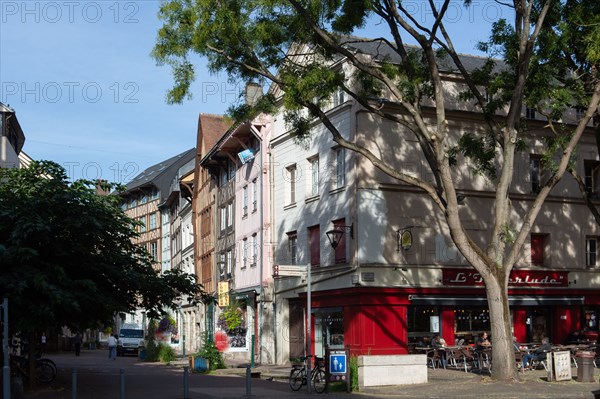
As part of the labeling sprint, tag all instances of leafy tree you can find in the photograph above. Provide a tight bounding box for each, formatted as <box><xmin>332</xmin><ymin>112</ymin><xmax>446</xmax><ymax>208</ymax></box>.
<box><xmin>0</xmin><ymin>161</ymin><xmax>206</xmax><ymax>384</ymax></box>
<box><xmin>153</xmin><ymin>0</ymin><xmax>600</xmax><ymax>381</ymax></box>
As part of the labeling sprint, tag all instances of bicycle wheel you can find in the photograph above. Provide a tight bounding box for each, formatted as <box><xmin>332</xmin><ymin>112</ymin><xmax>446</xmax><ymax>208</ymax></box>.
<box><xmin>312</xmin><ymin>369</ymin><xmax>327</xmax><ymax>393</ymax></box>
<box><xmin>36</xmin><ymin>362</ymin><xmax>55</xmax><ymax>383</ymax></box>
<box><xmin>289</xmin><ymin>368</ymin><xmax>304</xmax><ymax>391</ymax></box>
<box><xmin>38</xmin><ymin>358</ymin><xmax>57</xmax><ymax>377</ymax></box>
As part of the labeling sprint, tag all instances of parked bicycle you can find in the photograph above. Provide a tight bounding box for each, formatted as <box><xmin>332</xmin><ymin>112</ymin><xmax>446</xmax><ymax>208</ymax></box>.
<box><xmin>10</xmin><ymin>354</ymin><xmax>57</xmax><ymax>383</ymax></box>
<box><xmin>289</xmin><ymin>355</ymin><xmax>327</xmax><ymax>393</ymax></box>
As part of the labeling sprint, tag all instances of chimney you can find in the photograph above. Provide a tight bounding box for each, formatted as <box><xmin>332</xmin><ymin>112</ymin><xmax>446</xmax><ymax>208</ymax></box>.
<box><xmin>95</xmin><ymin>179</ymin><xmax>110</xmax><ymax>196</ymax></box>
<box><xmin>245</xmin><ymin>82</ymin><xmax>263</xmax><ymax>106</ymax></box>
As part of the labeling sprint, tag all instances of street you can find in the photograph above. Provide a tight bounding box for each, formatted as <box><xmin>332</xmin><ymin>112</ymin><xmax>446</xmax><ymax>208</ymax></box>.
<box><xmin>23</xmin><ymin>349</ymin><xmax>352</xmax><ymax>399</ymax></box>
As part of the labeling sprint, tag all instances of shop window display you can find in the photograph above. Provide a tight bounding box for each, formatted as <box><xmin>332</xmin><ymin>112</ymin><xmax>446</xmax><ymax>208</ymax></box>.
<box><xmin>454</xmin><ymin>307</ymin><xmax>490</xmax><ymax>345</ymax></box>
<box><xmin>407</xmin><ymin>306</ymin><xmax>439</xmax><ymax>350</ymax></box>
<box><xmin>314</xmin><ymin>309</ymin><xmax>344</xmax><ymax>357</ymax></box>
<box><xmin>217</xmin><ymin>303</ymin><xmax>248</xmax><ymax>350</ymax></box>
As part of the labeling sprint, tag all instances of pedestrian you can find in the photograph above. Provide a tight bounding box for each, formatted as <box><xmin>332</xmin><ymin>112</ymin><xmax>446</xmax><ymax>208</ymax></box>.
<box><xmin>73</xmin><ymin>333</ymin><xmax>82</xmax><ymax>356</ymax></box>
<box><xmin>40</xmin><ymin>332</ymin><xmax>47</xmax><ymax>355</ymax></box>
<box><xmin>107</xmin><ymin>334</ymin><xmax>117</xmax><ymax>360</ymax></box>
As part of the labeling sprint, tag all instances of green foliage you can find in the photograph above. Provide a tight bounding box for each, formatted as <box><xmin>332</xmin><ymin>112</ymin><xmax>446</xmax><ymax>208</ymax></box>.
<box><xmin>145</xmin><ymin>320</ymin><xmax>159</xmax><ymax>361</ymax></box>
<box><xmin>217</xmin><ymin>302</ymin><xmax>243</xmax><ymax>332</ymax></box>
<box><xmin>0</xmin><ymin>161</ymin><xmax>206</xmax><ymax>337</ymax></box>
<box><xmin>195</xmin><ymin>332</ymin><xmax>225</xmax><ymax>370</ymax></box>
<box><xmin>349</xmin><ymin>355</ymin><xmax>359</xmax><ymax>391</ymax></box>
<box><xmin>157</xmin><ymin>343</ymin><xmax>177</xmax><ymax>363</ymax></box>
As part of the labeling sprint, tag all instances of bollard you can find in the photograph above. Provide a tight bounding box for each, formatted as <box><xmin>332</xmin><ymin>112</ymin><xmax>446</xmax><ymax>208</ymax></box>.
<box><xmin>183</xmin><ymin>366</ymin><xmax>190</xmax><ymax>399</ymax></box>
<box><xmin>120</xmin><ymin>368</ymin><xmax>125</xmax><ymax>399</ymax></box>
<box><xmin>246</xmin><ymin>364</ymin><xmax>251</xmax><ymax>396</ymax></box>
<box><xmin>72</xmin><ymin>368</ymin><xmax>77</xmax><ymax>399</ymax></box>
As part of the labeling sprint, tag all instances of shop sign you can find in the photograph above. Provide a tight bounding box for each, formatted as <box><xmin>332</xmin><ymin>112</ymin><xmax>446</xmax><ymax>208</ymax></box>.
<box><xmin>218</xmin><ymin>281</ymin><xmax>229</xmax><ymax>307</ymax></box>
<box><xmin>443</xmin><ymin>269</ymin><xmax>568</xmax><ymax>287</ymax></box>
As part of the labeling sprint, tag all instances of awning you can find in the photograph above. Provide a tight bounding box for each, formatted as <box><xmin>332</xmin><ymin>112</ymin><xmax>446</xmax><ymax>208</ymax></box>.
<box><xmin>409</xmin><ymin>295</ymin><xmax>585</xmax><ymax>306</ymax></box>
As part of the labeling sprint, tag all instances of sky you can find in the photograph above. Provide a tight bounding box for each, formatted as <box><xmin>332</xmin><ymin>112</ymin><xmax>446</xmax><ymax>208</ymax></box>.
<box><xmin>0</xmin><ymin>0</ymin><xmax>512</xmax><ymax>183</ymax></box>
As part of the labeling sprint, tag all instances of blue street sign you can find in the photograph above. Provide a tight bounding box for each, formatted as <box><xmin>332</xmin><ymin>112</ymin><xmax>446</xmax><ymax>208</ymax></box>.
<box><xmin>329</xmin><ymin>353</ymin><xmax>347</xmax><ymax>374</ymax></box>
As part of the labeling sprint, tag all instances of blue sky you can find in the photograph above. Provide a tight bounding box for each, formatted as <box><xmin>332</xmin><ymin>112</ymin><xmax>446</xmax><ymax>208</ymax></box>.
<box><xmin>0</xmin><ymin>1</ymin><xmax>511</xmax><ymax>182</ymax></box>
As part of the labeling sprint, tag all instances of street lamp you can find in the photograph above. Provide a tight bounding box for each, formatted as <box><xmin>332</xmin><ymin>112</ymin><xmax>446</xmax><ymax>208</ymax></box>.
<box><xmin>326</xmin><ymin>223</ymin><xmax>354</xmax><ymax>249</ymax></box>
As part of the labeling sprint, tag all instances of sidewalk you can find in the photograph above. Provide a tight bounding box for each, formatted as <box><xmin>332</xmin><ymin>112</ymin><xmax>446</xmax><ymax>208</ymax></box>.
<box><xmin>212</xmin><ymin>358</ymin><xmax>600</xmax><ymax>398</ymax></box>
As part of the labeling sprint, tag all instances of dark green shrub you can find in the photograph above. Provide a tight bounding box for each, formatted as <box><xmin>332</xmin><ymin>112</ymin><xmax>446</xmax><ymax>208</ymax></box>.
<box><xmin>194</xmin><ymin>332</ymin><xmax>225</xmax><ymax>370</ymax></box>
<box><xmin>349</xmin><ymin>355</ymin><xmax>358</xmax><ymax>391</ymax></box>
<box><xmin>157</xmin><ymin>343</ymin><xmax>176</xmax><ymax>363</ymax></box>
<box><xmin>145</xmin><ymin>320</ymin><xmax>159</xmax><ymax>362</ymax></box>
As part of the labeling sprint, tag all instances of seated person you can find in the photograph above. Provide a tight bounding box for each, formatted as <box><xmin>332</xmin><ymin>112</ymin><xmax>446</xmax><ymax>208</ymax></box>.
<box><xmin>475</xmin><ymin>332</ymin><xmax>491</xmax><ymax>350</ymax></box>
<box><xmin>432</xmin><ymin>334</ymin><xmax>447</xmax><ymax>367</ymax></box>
<box><xmin>522</xmin><ymin>337</ymin><xmax>552</xmax><ymax>369</ymax></box>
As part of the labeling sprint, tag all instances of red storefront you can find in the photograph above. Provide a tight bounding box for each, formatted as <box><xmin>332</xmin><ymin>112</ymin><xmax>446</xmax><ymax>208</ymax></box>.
<box><xmin>292</xmin><ymin>268</ymin><xmax>600</xmax><ymax>358</ymax></box>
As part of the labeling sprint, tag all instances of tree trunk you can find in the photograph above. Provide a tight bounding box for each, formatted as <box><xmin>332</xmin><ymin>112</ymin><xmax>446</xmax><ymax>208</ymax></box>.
<box><xmin>486</xmin><ymin>275</ymin><xmax>519</xmax><ymax>381</ymax></box>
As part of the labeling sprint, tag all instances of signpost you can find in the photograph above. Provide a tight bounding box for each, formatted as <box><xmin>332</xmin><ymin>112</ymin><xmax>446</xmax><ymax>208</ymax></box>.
<box><xmin>273</xmin><ymin>264</ymin><xmax>307</xmax><ymax>277</ymax></box>
<box><xmin>326</xmin><ymin>346</ymin><xmax>350</xmax><ymax>392</ymax></box>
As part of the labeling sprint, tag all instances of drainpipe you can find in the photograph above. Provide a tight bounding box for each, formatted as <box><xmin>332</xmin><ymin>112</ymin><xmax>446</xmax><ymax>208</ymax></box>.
<box><xmin>258</xmin><ymin>129</ymin><xmax>264</xmax><ymax>365</ymax></box>
<box><xmin>269</xmin><ymin>141</ymin><xmax>277</xmax><ymax>364</ymax></box>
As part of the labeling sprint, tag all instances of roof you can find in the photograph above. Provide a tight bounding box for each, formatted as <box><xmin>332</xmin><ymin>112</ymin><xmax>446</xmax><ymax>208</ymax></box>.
<box><xmin>197</xmin><ymin>114</ymin><xmax>232</xmax><ymax>157</ymax></box>
<box><xmin>0</xmin><ymin>102</ymin><xmax>25</xmax><ymax>154</ymax></box>
<box><xmin>199</xmin><ymin>121</ymin><xmax>254</xmax><ymax>167</ymax></box>
<box><xmin>121</xmin><ymin>148</ymin><xmax>196</xmax><ymax>203</ymax></box>
<box><xmin>340</xmin><ymin>36</ymin><xmax>505</xmax><ymax>74</ymax></box>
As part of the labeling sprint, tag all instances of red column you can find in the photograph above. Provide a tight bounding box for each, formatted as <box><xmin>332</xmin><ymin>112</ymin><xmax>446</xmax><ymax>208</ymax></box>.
<box><xmin>441</xmin><ymin>308</ymin><xmax>455</xmax><ymax>344</ymax></box>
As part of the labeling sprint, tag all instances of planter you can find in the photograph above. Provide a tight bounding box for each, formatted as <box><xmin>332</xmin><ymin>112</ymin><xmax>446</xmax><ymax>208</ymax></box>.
<box><xmin>189</xmin><ymin>356</ymin><xmax>209</xmax><ymax>372</ymax></box>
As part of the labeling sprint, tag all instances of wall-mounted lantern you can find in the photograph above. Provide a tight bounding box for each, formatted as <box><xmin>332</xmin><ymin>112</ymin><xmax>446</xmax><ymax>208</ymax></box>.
<box><xmin>326</xmin><ymin>223</ymin><xmax>354</xmax><ymax>249</ymax></box>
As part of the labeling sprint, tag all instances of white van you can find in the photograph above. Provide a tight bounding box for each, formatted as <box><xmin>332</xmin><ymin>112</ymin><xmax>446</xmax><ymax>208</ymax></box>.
<box><xmin>117</xmin><ymin>323</ymin><xmax>145</xmax><ymax>356</ymax></box>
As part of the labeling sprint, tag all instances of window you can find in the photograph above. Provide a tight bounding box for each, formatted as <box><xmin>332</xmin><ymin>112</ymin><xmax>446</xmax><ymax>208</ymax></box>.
<box><xmin>149</xmin><ymin>213</ymin><xmax>157</xmax><ymax>230</ymax></box>
<box><xmin>587</xmin><ymin>237</ymin><xmax>598</xmax><ymax>267</ymax></box>
<box><xmin>129</xmin><ymin>198</ymin><xmax>137</xmax><ymax>208</ymax></box>
<box><xmin>526</xmin><ymin>106</ymin><xmax>536</xmax><ymax>119</ymax></box>
<box><xmin>139</xmin><ymin>217</ymin><xmax>146</xmax><ymax>232</ymax></box>
<box><xmin>334</xmin><ymin>148</ymin><xmax>345</xmax><ymax>189</ymax></box>
<box><xmin>285</xmin><ymin>164</ymin><xmax>297</xmax><ymax>205</ymax></box>
<box><xmin>219</xmin><ymin>253</ymin><xmax>226</xmax><ymax>280</ymax></box>
<box><xmin>226</xmin><ymin>250</ymin><xmax>233</xmax><ymax>279</ymax></box>
<box><xmin>220</xmin><ymin>168</ymin><xmax>228</xmax><ymax>187</ymax></box>
<box><xmin>288</xmin><ymin>232</ymin><xmax>298</xmax><ymax>265</ymax></box>
<box><xmin>332</xmin><ymin>89</ymin><xmax>345</xmax><ymax>108</ymax></box>
<box><xmin>308</xmin><ymin>225</ymin><xmax>320</xmax><ymax>267</ymax></box>
<box><xmin>251</xmin><ymin>234</ymin><xmax>258</xmax><ymax>266</ymax></box>
<box><xmin>220</xmin><ymin>207</ymin><xmax>226</xmax><ymax>236</ymax></box>
<box><xmin>242</xmin><ymin>238</ymin><xmax>248</xmax><ymax>268</ymax></box>
<box><xmin>243</xmin><ymin>185</ymin><xmax>248</xmax><ymax>216</ymax></box>
<box><xmin>576</xmin><ymin>107</ymin><xmax>586</xmax><ymax>120</ymax></box>
<box><xmin>227</xmin><ymin>202</ymin><xmax>234</xmax><ymax>232</ymax></box>
<box><xmin>585</xmin><ymin>161</ymin><xmax>600</xmax><ymax>198</ymax></box>
<box><xmin>308</xmin><ymin>156</ymin><xmax>319</xmax><ymax>197</ymax></box>
<box><xmin>333</xmin><ymin>219</ymin><xmax>347</xmax><ymax>264</ymax></box>
<box><xmin>531</xmin><ymin>234</ymin><xmax>546</xmax><ymax>266</ymax></box>
<box><xmin>140</xmin><ymin>194</ymin><xmax>148</xmax><ymax>204</ymax></box>
<box><xmin>228</xmin><ymin>160</ymin><xmax>236</xmax><ymax>182</ymax></box>
<box><xmin>530</xmin><ymin>155</ymin><xmax>542</xmax><ymax>193</ymax></box>
<box><xmin>149</xmin><ymin>241</ymin><xmax>158</xmax><ymax>262</ymax></box>
<box><xmin>252</xmin><ymin>179</ymin><xmax>257</xmax><ymax>212</ymax></box>
<box><xmin>150</xmin><ymin>189</ymin><xmax>160</xmax><ymax>200</ymax></box>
